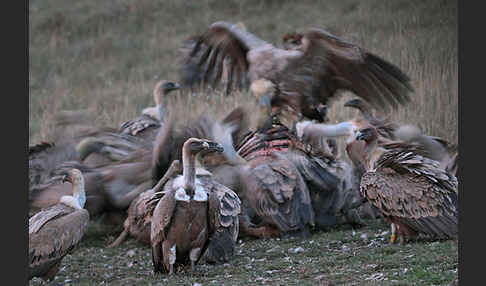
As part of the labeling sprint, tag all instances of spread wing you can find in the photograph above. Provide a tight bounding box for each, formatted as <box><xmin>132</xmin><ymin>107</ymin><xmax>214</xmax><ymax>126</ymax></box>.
<box><xmin>240</xmin><ymin>154</ymin><xmax>314</xmax><ymax>233</ymax></box>
<box><xmin>179</xmin><ymin>21</ymin><xmax>269</xmax><ymax>95</ymax></box>
<box><xmin>201</xmin><ymin>177</ymin><xmax>241</xmax><ymax>264</ymax></box>
<box><xmin>361</xmin><ymin>143</ymin><xmax>458</xmax><ymax>238</ymax></box>
<box><xmin>150</xmin><ymin>187</ymin><xmax>177</xmax><ymax>272</ymax></box>
<box><xmin>29</xmin><ymin>205</ymin><xmax>89</xmax><ymax>278</ymax></box>
<box><xmin>279</xmin><ymin>28</ymin><xmax>414</xmax><ymax>116</ymax></box>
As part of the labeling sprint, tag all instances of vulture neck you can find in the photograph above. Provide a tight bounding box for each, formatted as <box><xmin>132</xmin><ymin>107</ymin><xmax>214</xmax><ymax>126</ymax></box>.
<box><xmin>76</xmin><ymin>138</ymin><xmax>104</xmax><ymax>161</ymax></box>
<box><xmin>182</xmin><ymin>146</ymin><xmax>197</xmax><ymax>195</ymax></box>
<box><xmin>60</xmin><ymin>175</ymin><xmax>86</xmax><ymax>210</ymax></box>
<box><xmin>364</xmin><ymin>140</ymin><xmax>383</xmax><ymax>171</ymax></box>
<box><xmin>156</xmin><ymin>103</ymin><xmax>166</xmax><ymax>122</ymax></box>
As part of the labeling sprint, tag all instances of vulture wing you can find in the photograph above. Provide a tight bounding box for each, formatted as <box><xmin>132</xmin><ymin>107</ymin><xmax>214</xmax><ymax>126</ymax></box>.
<box><xmin>239</xmin><ymin>153</ymin><xmax>314</xmax><ymax>235</ymax></box>
<box><xmin>361</xmin><ymin>143</ymin><xmax>458</xmax><ymax>238</ymax></box>
<box><xmin>180</xmin><ymin>21</ymin><xmax>269</xmax><ymax>95</ymax></box>
<box><xmin>201</xmin><ymin>176</ymin><xmax>241</xmax><ymax>264</ymax></box>
<box><xmin>150</xmin><ymin>187</ymin><xmax>177</xmax><ymax>273</ymax></box>
<box><xmin>29</xmin><ymin>204</ymin><xmax>89</xmax><ymax>279</ymax></box>
<box><xmin>279</xmin><ymin>28</ymin><xmax>414</xmax><ymax>116</ymax></box>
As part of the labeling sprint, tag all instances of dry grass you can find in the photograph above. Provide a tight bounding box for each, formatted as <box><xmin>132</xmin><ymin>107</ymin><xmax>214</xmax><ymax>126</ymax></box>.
<box><xmin>29</xmin><ymin>0</ymin><xmax>457</xmax><ymax>145</ymax></box>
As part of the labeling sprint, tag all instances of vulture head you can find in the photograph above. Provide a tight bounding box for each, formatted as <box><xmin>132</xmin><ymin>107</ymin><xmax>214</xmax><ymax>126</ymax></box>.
<box><xmin>154</xmin><ymin>80</ymin><xmax>180</xmax><ymax>105</ymax></box>
<box><xmin>250</xmin><ymin>79</ymin><xmax>278</xmax><ymax>129</ymax></box>
<box><xmin>184</xmin><ymin>138</ymin><xmax>224</xmax><ymax>158</ymax></box>
<box><xmin>282</xmin><ymin>33</ymin><xmax>303</xmax><ymax>51</ymax></box>
<box><xmin>60</xmin><ymin>168</ymin><xmax>86</xmax><ymax>209</ymax></box>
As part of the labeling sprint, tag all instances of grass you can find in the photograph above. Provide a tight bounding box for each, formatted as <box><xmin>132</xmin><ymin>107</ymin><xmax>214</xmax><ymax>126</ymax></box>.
<box><xmin>29</xmin><ymin>218</ymin><xmax>458</xmax><ymax>285</ymax></box>
<box><xmin>29</xmin><ymin>0</ymin><xmax>457</xmax><ymax>145</ymax></box>
<box><xmin>29</xmin><ymin>1</ymin><xmax>458</xmax><ymax>285</ymax></box>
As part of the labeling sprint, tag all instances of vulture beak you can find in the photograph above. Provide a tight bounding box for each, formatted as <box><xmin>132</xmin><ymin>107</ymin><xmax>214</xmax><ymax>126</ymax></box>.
<box><xmin>206</xmin><ymin>141</ymin><xmax>224</xmax><ymax>153</ymax></box>
<box><xmin>171</xmin><ymin>82</ymin><xmax>181</xmax><ymax>91</ymax></box>
<box><xmin>343</xmin><ymin>99</ymin><xmax>361</xmax><ymax>109</ymax></box>
<box><xmin>61</xmin><ymin>173</ymin><xmax>70</xmax><ymax>183</ymax></box>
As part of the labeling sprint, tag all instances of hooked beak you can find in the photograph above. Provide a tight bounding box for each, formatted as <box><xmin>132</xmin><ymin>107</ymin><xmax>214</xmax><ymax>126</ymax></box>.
<box><xmin>61</xmin><ymin>174</ymin><xmax>69</xmax><ymax>183</ymax></box>
<box><xmin>344</xmin><ymin>99</ymin><xmax>361</xmax><ymax>109</ymax></box>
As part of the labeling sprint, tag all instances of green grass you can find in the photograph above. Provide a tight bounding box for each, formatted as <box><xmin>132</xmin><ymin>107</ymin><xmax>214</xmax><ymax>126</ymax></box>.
<box><xmin>29</xmin><ymin>218</ymin><xmax>458</xmax><ymax>285</ymax></box>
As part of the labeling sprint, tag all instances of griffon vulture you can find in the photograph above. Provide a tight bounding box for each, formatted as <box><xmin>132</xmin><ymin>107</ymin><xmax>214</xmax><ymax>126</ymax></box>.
<box><xmin>352</xmin><ymin>126</ymin><xmax>458</xmax><ymax>244</ymax></box>
<box><xmin>180</xmin><ymin>21</ymin><xmax>414</xmax><ymax>123</ymax></box>
<box><xmin>29</xmin><ymin>169</ymin><xmax>90</xmax><ymax>281</ymax></box>
<box><xmin>120</xmin><ymin>80</ymin><xmax>180</xmax><ymax>142</ymax></box>
<box><xmin>150</xmin><ymin>138</ymin><xmax>240</xmax><ymax>274</ymax></box>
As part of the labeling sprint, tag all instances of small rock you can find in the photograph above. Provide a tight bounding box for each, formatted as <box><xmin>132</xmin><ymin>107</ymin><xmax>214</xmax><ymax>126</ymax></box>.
<box><xmin>127</xmin><ymin>249</ymin><xmax>136</xmax><ymax>257</ymax></box>
<box><xmin>193</xmin><ymin>283</ymin><xmax>202</xmax><ymax>286</ymax></box>
<box><xmin>360</xmin><ymin>233</ymin><xmax>368</xmax><ymax>240</ymax></box>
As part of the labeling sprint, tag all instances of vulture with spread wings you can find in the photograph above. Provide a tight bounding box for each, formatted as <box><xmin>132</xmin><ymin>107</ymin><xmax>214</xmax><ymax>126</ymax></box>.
<box><xmin>180</xmin><ymin>21</ymin><xmax>414</xmax><ymax>121</ymax></box>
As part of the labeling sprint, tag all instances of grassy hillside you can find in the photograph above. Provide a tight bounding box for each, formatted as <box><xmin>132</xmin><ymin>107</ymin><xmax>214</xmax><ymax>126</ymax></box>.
<box><xmin>29</xmin><ymin>0</ymin><xmax>457</xmax><ymax>145</ymax></box>
<box><xmin>28</xmin><ymin>1</ymin><xmax>458</xmax><ymax>285</ymax></box>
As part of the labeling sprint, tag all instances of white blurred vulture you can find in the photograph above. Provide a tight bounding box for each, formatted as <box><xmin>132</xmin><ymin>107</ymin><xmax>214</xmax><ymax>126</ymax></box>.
<box><xmin>150</xmin><ymin>138</ymin><xmax>240</xmax><ymax>274</ymax></box>
<box><xmin>29</xmin><ymin>169</ymin><xmax>90</xmax><ymax>281</ymax></box>
<box><xmin>352</xmin><ymin>126</ymin><xmax>458</xmax><ymax>244</ymax></box>
<box><xmin>180</xmin><ymin>21</ymin><xmax>413</xmax><ymax>123</ymax></box>
<box><xmin>119</xmin><ymin>80</ymin><xmax>180</xmax><ymax>141</ymax></box>
<box><xmin>344</xmin><ymin>97</ymin><xmax>458</xmax><ymax>172</ymax></box>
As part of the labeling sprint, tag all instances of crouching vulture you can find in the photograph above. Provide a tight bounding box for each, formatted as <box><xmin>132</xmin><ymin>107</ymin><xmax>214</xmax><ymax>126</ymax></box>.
<box><xmin>180</xmin><ymin>21</ymin><xmax>414</xmax><ymax>123</ymax></box>
<box><xmin>150</xmin><ymin>138</ymin><xmax>241</xmax><ymax>274</ymax></box>
<box><xmin>351</xmin><ymin>126</ymin><xmax>458</xmax><ymax>244</ymax></box>
<box><xmin>29</xmin><ymin>169</ymin><xmax>90</xmax><ymax>281</ymax></box>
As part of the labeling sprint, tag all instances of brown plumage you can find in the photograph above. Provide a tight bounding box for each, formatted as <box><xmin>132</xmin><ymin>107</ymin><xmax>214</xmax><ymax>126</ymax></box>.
<box><xmin>29</xmin><ymin>169</ymin><xmax>90</xmax><ymax>281</ymax></box>
<box><xmin>233</xmin><ymin>121</ymin><xmax>366</xmax><ymax>237</ymax></box>
<box><xmin>107</xmin><ymin>160</ymin><xmax>183</xmax><ymax>248</ymax></box>
<box><xmin>353</xmin><ymin>127</ymin><xmax>458</xmax><ymax>244</ymax></box>
<box><xmin>150</xmin><ymin>138</ymin><xmax>240</xmax><ymax>274</ymax></box>
<box><xmin>180</xmin><ymin>21</ymin><xmax>413</xmax><ymax>122</ymax></box>
<box><xmin>120</xmin><ymin>80</ymin><xmax>180</xmax><ymax>141</ymax></box>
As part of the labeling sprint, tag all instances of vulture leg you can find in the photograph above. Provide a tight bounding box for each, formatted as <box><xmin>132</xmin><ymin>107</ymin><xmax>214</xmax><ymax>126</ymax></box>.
<box><xmin>390</xmin><ymin>223</ymin><xmax>397</xmax><ymax>244</ymax></box>
<box><xmin>43</xmin><ymin>260</ymin><xmax>62</xmax><ymax>281</ymax></box>
<box><xmin>163</xmin><ymin>242</ymin><xmax>176</xmax><ymax>275</ymax></box>
<box><xmin>189</xmin><ymin>248</ymin><xmax>201</xmax><ymax>272</ymax></box>
<box><xmin>107</xmin><ymin>226</ymin><xmax>129</xmax><ymax>248</ymax></box>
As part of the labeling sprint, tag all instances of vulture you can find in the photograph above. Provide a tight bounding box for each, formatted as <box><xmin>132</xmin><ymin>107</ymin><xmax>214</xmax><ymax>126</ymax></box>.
<box><xmin>344</xmin><ymin>97</ymin><xmax>458</xmax><ymax>173</ymax></box>
<box><xmin>107</xmin><ymin>160</ymin><xmax>183</xmax><ymax>248</ymax></box>
<box><xmin>180</xmin><ymin>21</ymin><xmax>414</xmax><ymax>123</ymax></box>
<box><xmin>29</xmin><ymin>131</ymin><xmax>154</xmax><ymax>218</ymax></box>
<box><xmin>119</xmin><ymin>80</ymin><xmax>180</xmax><ymax>142</ymax></box>
<box><xmin>232</xmin><ymin>120</ymin><xmax>366</xmax><ymax>237</ymax></box>
<box><xmin>29</xmin><ymin>127</ymin><xmax>146</xmax><ymax>190</ymax></box>
<box><xmin>29</xmin><ymin>169</ymin><xmax>90</xmax><ymax>281</ymax></box>
<box><xmin>150</xmin><ymin>138</ymin><xmax>241</xmax><ymax>274</ymax></box>
<box><xmin>351</xmin><ymin>126</ymin><xmax>458</xmax><ymax>244</ymax></box>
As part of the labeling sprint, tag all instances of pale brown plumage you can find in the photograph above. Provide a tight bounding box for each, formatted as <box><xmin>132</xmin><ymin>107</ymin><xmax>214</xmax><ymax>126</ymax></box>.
<box><xmin>119</xmin><ymin>80</ymin><xmax>180</xmax><ymax>141</ymax></box>
<box><xmin>29</xmin><ymin>169</ymin><xmax>90</xmax><ymax>281</ymax></box>
<box><xmin>150</xmin><ymin>138</ymin><xmax>240</xmax><ymax>274</ymax></box>
<box><xmin>354</xmin><ymin>127</ymin><xmax>458</xmax><ymax>243</ymax></box>
<box><xmin>344</xmin><ymin>98</ymin><xmax>458</xmax><ymax>172</ymax></box>
<box><xmin>180</xmin><ymin>21</ymin><xmax>413</xmax><ymax>122</ymax></box>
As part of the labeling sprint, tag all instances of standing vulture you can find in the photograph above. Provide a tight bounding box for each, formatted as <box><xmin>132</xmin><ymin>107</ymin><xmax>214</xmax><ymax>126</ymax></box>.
<box><xmin>180</xmin><ymin>21</ymin><xmax>414</xmax><ymax>122</ymax></box>
<box><xmin>352</xmin><ymin>126</ymin><xmax>458</xmax><ymax>244</ymax></box>
<box><xmin>150</xmin><ymin>138</ymin><xmax>240</xmax><ymax>274</ymax></box>
<box><xmin>29</xmin><ymin>169</ymin><xmax>90</xmax><ymax>281</ymax></box>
